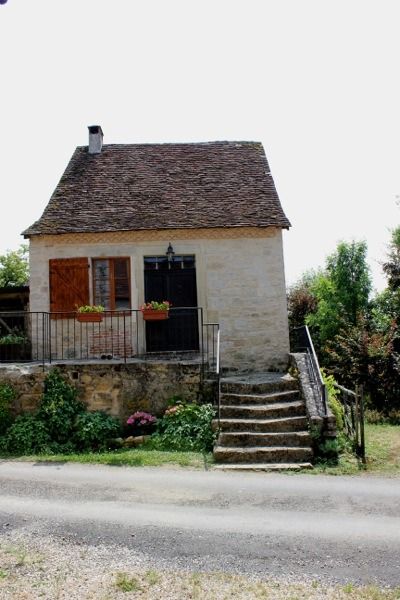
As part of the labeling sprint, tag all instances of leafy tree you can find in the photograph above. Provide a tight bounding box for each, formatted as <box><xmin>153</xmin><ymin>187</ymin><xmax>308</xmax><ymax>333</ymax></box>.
<box><xmin>0</xmin><ymin>244</ymin><xmax>29</xmax><ymax>287</ymax></box>
<box><xmin>325</xmin><ymin>240</ymin><xmax>371</xmax><ymax>324</ymax></box>
<box><xmin>287</xmin><ymin>270</ymin><xmax>319</xmax><ymax>330</ymax></box>
<box><xmin>382</xmin><ymin>226</ymin><xmax>400</xmax><ymax>291</ymax></box>
<box><xmin>306</xmin><ymin>241</ymin><xmax>371</xmax><ymax>349</ymax></box>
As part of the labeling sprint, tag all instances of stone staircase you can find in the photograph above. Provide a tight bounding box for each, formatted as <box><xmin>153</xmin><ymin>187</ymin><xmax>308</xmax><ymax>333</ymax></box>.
<box><xmin>213</xmin><ymin>372</ymin><xmax>313</xmax><ymax>471</ymax></box>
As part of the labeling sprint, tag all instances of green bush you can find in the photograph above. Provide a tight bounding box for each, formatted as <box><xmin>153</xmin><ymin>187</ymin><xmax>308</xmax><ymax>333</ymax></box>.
<box><xmin>73</xmin><ymin>411</ymin><xmax>121</xmax><ymax>451</ymax></box>
<box><xmin>322</xmin><ymin>370</ymin><xmax>344</xmax><ymax>430</ymax></box>
<box><xmin>0</xmin><ymin>369</ymin><xmax>122</xmax><ymax>456</ymax></box>
<box><xmin>0</xmin><ymin>414</ymin><xmax>52</xmax><ymax>455</ymax></box>
<box><xmin>148</xmin><ymin>401</ymin><xmax>216</xmax><ymax>452</ymax></box>
<box><xmin>365</xmin><ymin>408</ymin><xmax>400</xmax><ymax>425</ymax></box>
<box><xmin>37</xmin><ymin>368</ymin><xmax>85</xmax><ymax>443</ymax></box>
<box><xmin>0</xmin><ymin>383</ymin><xmax>16</xmax><ymax>435</ymax></box>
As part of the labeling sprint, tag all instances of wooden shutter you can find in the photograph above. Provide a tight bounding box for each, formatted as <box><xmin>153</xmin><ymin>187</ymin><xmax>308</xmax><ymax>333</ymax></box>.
<box><xmin>49</xmin><ymin>258</ymin><xmax>89</xmax><ymax>317</ymax></box>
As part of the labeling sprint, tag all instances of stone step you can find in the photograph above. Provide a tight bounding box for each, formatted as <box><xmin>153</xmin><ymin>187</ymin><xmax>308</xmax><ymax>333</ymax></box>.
<box><xmin>220</xmin><ymin>390</ymin><xmax>300</xmax><ymax>406</ymax></box>
<box><xmin>221</xmin><ymin>374</ymin><xmax>298</xmax><ymax>395</ymax></box>
<box><xmin>213</xmin><ymin>445</ymin><xmax>314</xmax><ymax>464</ymax></box>
<box><xmin>212</xmin><ymin>463</ymin><xmax>313</xmax><ymax>472</ymax></box>
<box><xmin>218</xmin><ymin>431</ymin><xmax>312</xmax><ymax>448</ymax></box>
<box><xmin>219</xmin><ymin>401</ymin><xmax>305</xmax><ymax>420</ymax></box>
<box><xmin>215</xmin><ymin>416</ymin><xmax>309</xmax><ymax>433</ymax></box>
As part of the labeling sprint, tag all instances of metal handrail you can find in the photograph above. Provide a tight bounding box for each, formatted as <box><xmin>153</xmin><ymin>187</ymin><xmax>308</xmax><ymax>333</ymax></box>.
<box><xmin>216</xmin><ymin>328</ymin><xmax>221</xmax><ymax>425</ymax></box>
<box><xmin>292</xmin><ymin>325</ymin><xmax>328</xmax><ymax>416</ymax></box>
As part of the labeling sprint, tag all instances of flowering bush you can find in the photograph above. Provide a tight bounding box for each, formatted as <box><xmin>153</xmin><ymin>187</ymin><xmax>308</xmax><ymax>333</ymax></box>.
<box><xmin>140</xmin><ymin>301</ymin><xmax>171</xmax><ymax>311</ymax></box>
<box><xmin>148</xmin><ymin>401</ymin><xmax>216</xmax><ymax>452</ymax></box>
<box><xmin>126</xmin><ymin>411</ymin><xmax>157</xmax><ymax>435</ymax></box>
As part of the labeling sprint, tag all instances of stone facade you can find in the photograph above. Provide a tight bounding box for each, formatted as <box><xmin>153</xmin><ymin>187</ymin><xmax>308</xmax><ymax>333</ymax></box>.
<box><xmin>28</xmin><ymin>226</ymin><xmax>290</xmax><ymax>371</ymax></box>
<box><xmin>0</xmin><ymin>361</ymin><xmax>201</xmax><ymax>419</ymax></box>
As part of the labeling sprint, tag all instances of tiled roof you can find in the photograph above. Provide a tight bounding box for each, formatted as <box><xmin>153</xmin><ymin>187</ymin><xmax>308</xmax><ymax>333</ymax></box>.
<box><xmin>23</xmin><ymin>141</ymin><xmax>290</xmax><ymax>236</ymax></box>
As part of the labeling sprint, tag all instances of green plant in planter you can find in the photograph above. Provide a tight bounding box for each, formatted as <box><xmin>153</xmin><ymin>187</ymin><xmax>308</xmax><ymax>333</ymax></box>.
<box><xmin>0</xmin><ymin>332</ymin><xmax>28</xmax><ymax>345</ymax></box>
<box><xmin>140</xmin><ymin>301</ymin><xmax>171</xmax><ymax>311</ymax></box>
<box><xmin>76</xmin><ymin>305</ymin><xmax>105</xmax><ymax>313</ymax></box>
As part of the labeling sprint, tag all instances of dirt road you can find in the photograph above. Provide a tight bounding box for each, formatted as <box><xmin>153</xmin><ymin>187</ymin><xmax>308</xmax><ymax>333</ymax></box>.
<box><xmin>1</xmin><ymin>461</ymin><xmax>400</xmax><ymax>588</ymax></box>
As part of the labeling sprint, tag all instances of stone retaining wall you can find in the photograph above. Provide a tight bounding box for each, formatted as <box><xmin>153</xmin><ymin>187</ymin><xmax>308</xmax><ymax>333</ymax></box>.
<box><xmin>0</xmin><ymin>361</ymin><xmax>202</xmax><ymax>419</ymax></box>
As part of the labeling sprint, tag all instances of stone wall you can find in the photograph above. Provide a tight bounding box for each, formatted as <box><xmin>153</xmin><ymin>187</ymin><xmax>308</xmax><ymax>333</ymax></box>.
<box><xmin>28</xmin><ymin>226</ymin><xmax>290</xmax><ymax>371</ymax></box>
<box><xmin>0</xmin><ymin>361</ymin><xmax>202</xmax><ymax>419</ymax></box>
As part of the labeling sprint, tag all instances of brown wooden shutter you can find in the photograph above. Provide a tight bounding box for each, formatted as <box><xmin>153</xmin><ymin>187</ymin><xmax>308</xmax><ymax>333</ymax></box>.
<box><xmin>49</xmin><ymin>258</ymin><xmax>89</xmax><ymax>317</ymax></box>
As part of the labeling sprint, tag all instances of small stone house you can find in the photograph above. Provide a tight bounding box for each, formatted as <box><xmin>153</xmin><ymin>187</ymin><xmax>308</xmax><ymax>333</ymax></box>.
<box><xmin>22</xmin><ymin>126</ymin><xmax>291</xmax><ymax>371</ymax></box>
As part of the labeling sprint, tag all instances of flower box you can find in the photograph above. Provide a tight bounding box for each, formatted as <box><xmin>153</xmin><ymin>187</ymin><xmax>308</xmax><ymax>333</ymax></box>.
<box><xmin>141</xmin><ymin>309</ymin><xmax>169</xmax><ymax>321</ymax></box>
<box><xmin>76</xmin><ymin>312</ymin><xmax>104</xmax><ymax>323</ymax></box>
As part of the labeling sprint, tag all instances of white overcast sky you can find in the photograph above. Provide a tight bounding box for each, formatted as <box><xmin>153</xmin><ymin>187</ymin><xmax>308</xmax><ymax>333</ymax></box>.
<box><xmin>1</xmin><ymin>0</ymin><xmax>399</xmax><ymax>292</ymax></box>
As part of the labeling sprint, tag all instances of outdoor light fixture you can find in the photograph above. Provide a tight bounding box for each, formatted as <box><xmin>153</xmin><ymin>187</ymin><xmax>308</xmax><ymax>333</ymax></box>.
<box><xmin>166</xmin><ymin>243</ymin><xmax>175</xmax><ymax>263</ymax></box>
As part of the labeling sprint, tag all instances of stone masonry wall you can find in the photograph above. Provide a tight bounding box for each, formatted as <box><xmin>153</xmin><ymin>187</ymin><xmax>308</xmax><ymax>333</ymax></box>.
<box><xmin>0</xmin><ymin>362</ymin><xmax>201</xmax><ymax>419</ymax></box>
<box><xmin>28</xmin><ymin>227</ymin><xmax>290</xmax><ymax>371</ymax></box>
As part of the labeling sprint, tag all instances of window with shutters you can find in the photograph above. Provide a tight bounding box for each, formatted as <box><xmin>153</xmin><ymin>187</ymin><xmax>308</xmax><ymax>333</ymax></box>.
<box><xmin>92</xmin><ymin>257</ymin><xmax>131</xmax><ymax>310</ymax></box>
<box><xmin>49</xmin><ymin>258</ymin><xmax>90</xmax><ymax>316</ymax></box>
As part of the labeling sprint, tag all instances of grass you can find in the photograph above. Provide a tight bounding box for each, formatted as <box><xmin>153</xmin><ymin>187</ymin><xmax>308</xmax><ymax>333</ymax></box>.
<box><xmin>1</xmin><ymin>448</ymin><xmax>213</xmax><ymax>469</ymax></box>
<box><xmin>0</xmin><ymin>424</ymin><xmax>399</xmax><ymax>476</ymax></box>
<box><xmin>312</xmin><ymin>424</ymin><xmax>400</xmax><ymax>476</ymax></box>
<box><xmin>115</xmin><ymin>571</ymin><xmax>141</xmax><ymax>592</ymax></box>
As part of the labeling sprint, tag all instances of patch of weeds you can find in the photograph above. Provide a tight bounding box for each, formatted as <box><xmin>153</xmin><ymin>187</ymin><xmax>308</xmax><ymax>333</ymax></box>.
<box><xmin>144</xmin><ymin>569</ymin><xmax>160</xmax><ymax>586</ymax></box>
<box><xmin>4</xmin><ymin>545</ymin><xmax>44</xmax><ymax>568</ymax></box>
<box><xmin>115</xmin><ymin>571</ymin><xmax>141</xmax><ymax>593</ymax></box>
<box><xmin>343</xmin><ymin>582</ymin><xmax>354</xmax><ymax>593</ymax></box>
<box><xmin>0</xmin><ymin>569</ymin><xmax>7</xmax><ymax>579</ymax></box>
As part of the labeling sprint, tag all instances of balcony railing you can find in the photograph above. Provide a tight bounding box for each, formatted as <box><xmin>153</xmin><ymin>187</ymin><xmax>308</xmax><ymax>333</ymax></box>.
<box><xmin>0</xmin><ymin>309</ymin><xmax>219</xmax><ymax>375</ymax></box>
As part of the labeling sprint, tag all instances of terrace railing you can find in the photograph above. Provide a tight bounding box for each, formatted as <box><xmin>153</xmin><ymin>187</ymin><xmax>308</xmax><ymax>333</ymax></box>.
<box><xmin>0</xmin><ymin>309</ymin><xmax>219</xmax><ymax>376</ymax></box>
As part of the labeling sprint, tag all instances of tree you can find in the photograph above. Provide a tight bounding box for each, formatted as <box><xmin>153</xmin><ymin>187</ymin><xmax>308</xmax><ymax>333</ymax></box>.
<box><xmin>287</xmin><ymin>270</ymin><xmax>319</xmax><ymax>330</ymax></box>
<box><xmin>306</xmin><ymin>241</ymin><xmax>371</xmax><ymax>349</ymax></box>
<box><xmin>0</xmin><ymin>245</ymin><xmax>29</xmax><ymax>287</ymax></box>
<box><xmin>325</xmin><ymin>240</ymin><xmax>371</xmax><ymax>324</ymax></box>
<box><xmin>382</xmin><ymin>226</ymin><xmax>400</xmax><ymax>292</ymax></box>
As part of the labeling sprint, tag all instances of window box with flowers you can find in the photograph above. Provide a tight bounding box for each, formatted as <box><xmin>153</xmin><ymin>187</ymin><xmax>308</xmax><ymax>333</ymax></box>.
<box><xmin>140</xmin><ymin>301</ymin><xmax>171</xmax><ymax>321</ymax></box>
<box><xmin>76</xmin><ymin>305</ymin><xmax>105</xmax><ymax>323</ymax></box>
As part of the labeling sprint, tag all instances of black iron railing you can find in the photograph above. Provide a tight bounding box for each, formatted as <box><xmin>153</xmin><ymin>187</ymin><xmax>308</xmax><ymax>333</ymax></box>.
<box><xmin>0</xmin><ymin>309</ymin><xmax>219</xmax><ymax>374</ymax></box>
<box><xmin>334</xmin><ymin>383</ymin><xmax>366</xmax><ymax>464</ymax></box>
<box><xmin>291</xmin><ymin>325</ymin><xmax>328</xmax><ymax>416</ymax></box>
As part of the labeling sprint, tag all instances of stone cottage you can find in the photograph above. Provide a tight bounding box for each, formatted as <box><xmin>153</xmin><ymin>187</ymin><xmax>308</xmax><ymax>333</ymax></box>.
<box><xmin>22</xmin><ymin>126</ymin><xmax>291</xmax><ymax>371</ymax></box>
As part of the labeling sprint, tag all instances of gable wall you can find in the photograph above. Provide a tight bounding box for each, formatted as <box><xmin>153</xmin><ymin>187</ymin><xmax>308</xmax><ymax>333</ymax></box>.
<box><xmin>28</xmin><ymin>227</ymin><xmax>289</xmax><ymax>371</ymax></box>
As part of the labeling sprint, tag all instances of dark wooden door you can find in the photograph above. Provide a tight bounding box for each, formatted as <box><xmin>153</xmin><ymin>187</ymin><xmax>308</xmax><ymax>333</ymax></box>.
<box><xmin>144</xmin><ymin>256</ymin><xmax>199</xmax><ymax>352</ymax></box>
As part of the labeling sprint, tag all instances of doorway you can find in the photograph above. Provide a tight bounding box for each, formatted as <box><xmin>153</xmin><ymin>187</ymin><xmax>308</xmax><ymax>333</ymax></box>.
<box><xmin>144</xmin><ymin>255</ymin><xmax>199</xmax><ymax>352</ymax></box>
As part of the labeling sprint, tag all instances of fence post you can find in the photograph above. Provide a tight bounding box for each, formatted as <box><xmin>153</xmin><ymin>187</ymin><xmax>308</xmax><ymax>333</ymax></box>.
<box><xmin>359</xmin><ymin>384</ymin><xmax>366</xmax><ymax>464</ymax></box>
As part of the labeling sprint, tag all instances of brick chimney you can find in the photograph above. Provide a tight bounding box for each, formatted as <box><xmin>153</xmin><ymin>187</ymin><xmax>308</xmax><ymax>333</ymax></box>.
<box><xmin>88</xmin><ymin>125</ymin><xmax>103</xmax><ymax>154</ymax></box>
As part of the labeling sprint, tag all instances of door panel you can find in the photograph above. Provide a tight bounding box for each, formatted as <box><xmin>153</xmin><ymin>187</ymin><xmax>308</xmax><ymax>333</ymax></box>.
<box><xmin>144</xmin><ymin>257</ymin><xmax>199</xmax><ymax>352</ymax></box>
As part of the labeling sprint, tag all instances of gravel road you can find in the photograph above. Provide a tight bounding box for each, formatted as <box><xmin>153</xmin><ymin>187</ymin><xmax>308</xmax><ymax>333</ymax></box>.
<box><xmin>0</xmin><ymin>461</ymin><xmax>400</xmax><ymax>597</ymax></box>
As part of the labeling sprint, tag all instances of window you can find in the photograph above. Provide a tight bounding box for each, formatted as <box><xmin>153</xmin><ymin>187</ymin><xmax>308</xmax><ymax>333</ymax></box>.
<box><xmin>92</xmin><ymin>258</ymin><xmax>130</xmax><ymax>310</ymax></box>
<box><xmin>49</xmin><ymin>258</ymin><xmax>90</xmax><ymax>315</ymax></box>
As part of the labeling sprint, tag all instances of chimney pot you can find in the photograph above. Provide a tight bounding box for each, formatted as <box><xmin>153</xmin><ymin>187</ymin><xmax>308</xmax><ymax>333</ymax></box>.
<box><xmin>88</xmin><ymin>125</ymin><xmax>104</xmax><ymax>154</ymax></box>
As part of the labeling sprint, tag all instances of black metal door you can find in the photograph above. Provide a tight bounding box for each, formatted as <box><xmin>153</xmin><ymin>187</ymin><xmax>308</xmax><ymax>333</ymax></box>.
<box><xmin>144</xmin><ymin>255</ymin><xmax>199</xmax><ymax>352</ymax></box>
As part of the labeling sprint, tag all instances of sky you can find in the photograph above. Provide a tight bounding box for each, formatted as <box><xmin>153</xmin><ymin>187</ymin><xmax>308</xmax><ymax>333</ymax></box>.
<box><xmin>0</xmin><ymin>0</ymin><xmax>399</xmax><ymax>292</ymax></box>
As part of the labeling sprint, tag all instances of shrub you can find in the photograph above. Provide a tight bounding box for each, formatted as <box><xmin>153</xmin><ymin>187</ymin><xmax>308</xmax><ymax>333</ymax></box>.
<box><xmin>125</xmin><ymin>411</ymin><xmax>156</xmax><ymax>436</ymax></box>
<box><xmin>0</xmin><ymin>414</ymin><xmax>52</xmax><ymax>455</ymax></box>
<box><xmin>73</xmin><ymin>411</ymin><xmax>121</xmax><ymax>451</ymax></box>
<box><xmin>321</xmin><ymin>370</ymin><xmax>344</xmax><ymax>431</ymax></box>
<box><xmin>0</xmin><ymin>382</ymin><xmax>16</xmax><ymax>435</ymax></box>
<box><xmin>37</xmin><ymin>368</ymin><xmax>85</xmax><ymax>443</ymax></box>
<box><xmin>149</xmin><ymin>401</ymin><xmax>216</xmax><ymax>452</ymax></box>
